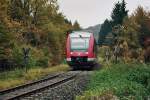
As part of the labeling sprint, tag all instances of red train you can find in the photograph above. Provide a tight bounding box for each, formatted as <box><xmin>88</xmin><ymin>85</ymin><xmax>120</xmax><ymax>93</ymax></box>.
<box><xmin>66</xmin><ymin>31</ymin><xmax>97</xmax><ymax>69</ymax></box>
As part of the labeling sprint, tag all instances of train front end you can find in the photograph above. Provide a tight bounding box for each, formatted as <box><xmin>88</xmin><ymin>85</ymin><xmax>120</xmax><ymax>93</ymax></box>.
<box><xmin>66</xmin><ymin>31</ymin><xmax>97</xmax><ymax>69</ymax></box>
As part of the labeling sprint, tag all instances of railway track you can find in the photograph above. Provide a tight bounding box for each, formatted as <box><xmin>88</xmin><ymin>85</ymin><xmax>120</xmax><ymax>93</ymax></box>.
<box><xmin>0</xmin><ymin>72</ymin><xmax>79</xmax><ymax>100</ymax></box>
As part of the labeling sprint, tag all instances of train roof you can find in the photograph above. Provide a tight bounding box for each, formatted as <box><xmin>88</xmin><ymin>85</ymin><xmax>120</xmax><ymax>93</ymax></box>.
<box><xmin>69</xmin><ymin>31</ymin><xmax>93</xmax><ymax>38</ymax></box>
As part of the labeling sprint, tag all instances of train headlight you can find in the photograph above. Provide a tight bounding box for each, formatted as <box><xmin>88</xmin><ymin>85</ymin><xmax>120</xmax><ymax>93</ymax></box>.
<box><xmin>66</xmin><ymin>58</ymin><xmax>71</xmax><ymax>61</ymax></box>
<box><xmin>85</xmin><ymin>52</ymin><xmax>88</xmax><ymax>54</ymax></box>
<box><xmin>88</xmin><ymin>58</ymin><xmax>95</xmax><ymax>61</ymax></box>
<box><xmin>70</xmin><ymin>52</ymin><xmax>73</xmax><ymax>54</ymax></box>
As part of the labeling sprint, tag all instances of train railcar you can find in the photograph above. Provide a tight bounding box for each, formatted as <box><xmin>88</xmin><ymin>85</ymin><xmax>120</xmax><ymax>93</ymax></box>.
<box><xmin>66</xmin><ymin>31</ymin><xmax>97</xmax><ymax>69</ymax></box>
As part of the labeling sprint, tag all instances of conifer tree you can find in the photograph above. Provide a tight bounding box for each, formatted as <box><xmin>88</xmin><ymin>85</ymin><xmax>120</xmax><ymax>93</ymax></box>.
<box><xmin>99</xmin><ymin>19</ymin><xmax>112</xmax><ymax>45</ymax></box>
<box><xmin>73</xmin><ymin>20</ymin><xmax>81</xmax><ymax>31</ymax></box>
<box><xmin>111</xmin><ymin>0</ymin><xmax>128</xmax><ymax>26</ymax></box>
<box><xmin>120</xmin><ymin>0</ymin><xmax>128</xmax><ymax>20</ymax></box>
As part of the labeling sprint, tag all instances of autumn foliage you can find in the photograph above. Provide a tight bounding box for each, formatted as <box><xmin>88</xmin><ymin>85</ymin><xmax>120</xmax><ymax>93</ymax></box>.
<box><xmin>0</xmin><ymin>0</ymin><xmax>81</xmax><ymax>69</ymax></box>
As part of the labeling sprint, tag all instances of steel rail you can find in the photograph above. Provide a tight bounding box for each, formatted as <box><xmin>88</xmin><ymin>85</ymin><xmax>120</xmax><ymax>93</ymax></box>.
<box><xmin>0</xmin><ymin>72</ymin><xmax>77</xmax><ymax>100</ymax></box>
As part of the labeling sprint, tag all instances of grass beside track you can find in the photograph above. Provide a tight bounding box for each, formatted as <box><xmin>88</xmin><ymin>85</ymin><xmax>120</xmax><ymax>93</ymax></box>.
<box><xmin>76</xmin><ymin>63</ymin><xmax>150</xmax><ymax>100</ymax></box>
<box><xmin>0</xmin><ymin>64</ymin><xmax>70</xmax><ymax>90</ymax></box>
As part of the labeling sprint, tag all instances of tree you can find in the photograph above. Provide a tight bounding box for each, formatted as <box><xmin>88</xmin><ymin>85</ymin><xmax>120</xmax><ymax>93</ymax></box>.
<box><xmin>0</xmin><ymin>0</ymin><xmax>8</xmax><ymax>19</ymax></box>
<box><xmin>0</xmin><ymin>23</ymin><xmax>11</xmax><ymax>59</ymax></box>
<box><xmin>120</xmin><ymin>6</ymin><xmax>150</xmax><ymax>48</ymax></box>
<box><xmin>8</xmin><ymin>0</ymin><xmax>23</xmax><ymax>21</ymax></box>
<box><xmin>111</xmin><ymin>2</ymin><xmax>121</xmax><ymax>25</ymax></box>
<box><xmin>134</xmin><ymin>6</ymin><xmax>150</xmax><ymax>47</ymax></box>
<box><xmin>110</xmin><ymin>0</ymin><xmax>128</xmax><ymax>45</ymax></box>
<box><xmin>30</xmin><ymin>0</ymin><xmax>59</xmax><ymax>26</ymax></box>
<box><xmin>73</xmin><ymin>20</ymin><xmax>81</xmax><ymax>31</ymax></box>
<box><xmin>120</xmin><ymin>0</ymin><xmax>128</xmax><ymax>20</ymax></box>
<box><xmin>99</xmin><ymin>19</ymin><xmax>112</xmax><ymax>45</ymax></box>
<box><xmin>134</xmin><ymin>7</ymin><xmax>150</xmax><ymax>35</ymax></box>
<box><xmin>111</xmin><ymin>0</ymin><xmax>128</xmax><ymax>26</ymax></box>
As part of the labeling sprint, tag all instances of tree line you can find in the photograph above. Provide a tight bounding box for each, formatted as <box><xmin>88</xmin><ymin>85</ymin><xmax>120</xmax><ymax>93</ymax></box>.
<box><xmin>99</xmin><ymin>0</ymin><xmax>150</xmax><ymax>63</ymax></box>
<box><xmin>0</xmin><ymin>0</ymin><xmax>81</xmax><ymax>70</ymax></box>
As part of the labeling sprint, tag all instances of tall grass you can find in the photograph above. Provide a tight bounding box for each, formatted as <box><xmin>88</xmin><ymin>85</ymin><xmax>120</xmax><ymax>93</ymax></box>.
<box><xmin>0</xmin><ymin>64</ymin><xmax>70</xmax><ymax>90</ymax></box>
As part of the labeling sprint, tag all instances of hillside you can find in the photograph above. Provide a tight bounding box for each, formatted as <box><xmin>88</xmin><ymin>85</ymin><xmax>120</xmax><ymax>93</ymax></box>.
<box><xmin>82</xmin><ymin>24</ymin><xmax>101</xmax><ymax>43</ymax></box>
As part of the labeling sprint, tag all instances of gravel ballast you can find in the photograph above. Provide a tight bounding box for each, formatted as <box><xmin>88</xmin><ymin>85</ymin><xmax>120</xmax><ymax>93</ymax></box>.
<box><xmin>21</xmin><ymin>71</ymin><xmax>92</xmax><ymax>100</ymax></box>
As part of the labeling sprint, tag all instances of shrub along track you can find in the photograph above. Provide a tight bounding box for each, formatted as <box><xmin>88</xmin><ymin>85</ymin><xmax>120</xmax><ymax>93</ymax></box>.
<box><xmin>0</xmin><ymin>71</ymin><xmax>81</xmax><ymax>100</ymax></box>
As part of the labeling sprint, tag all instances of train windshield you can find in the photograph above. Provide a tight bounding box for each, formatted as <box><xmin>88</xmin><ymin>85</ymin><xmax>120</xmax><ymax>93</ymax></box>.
<box><xmin>70</xmin><ymin>37</ymin><xmax>90</xmax><ymax>52</ymax></box>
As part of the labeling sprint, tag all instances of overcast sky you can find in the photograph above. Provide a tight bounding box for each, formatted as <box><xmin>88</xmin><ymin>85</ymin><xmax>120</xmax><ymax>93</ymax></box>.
<box><xmin>58</xmin><ymin>0</ymin><xmax>150</xmax><ymax>28</ymax></box>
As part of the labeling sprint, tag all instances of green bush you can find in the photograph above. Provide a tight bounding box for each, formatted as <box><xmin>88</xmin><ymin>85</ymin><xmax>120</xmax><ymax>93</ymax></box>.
<box><xmin>126</xmin><ymin>64</ymin><xmax>150</xmax><ymax>87</ymax></box>
<box><xmin>12</xmin><ymin>44</ymin><xmax>24</xmax><ymax>66</ymax></box>
<box><xmin>36</xmin><ymin>56</ymin><xmax>49</xmax><ymax>67</ymax></box>
<box><xmin>12</xmin><ymin>44</ymin><xmax>37</xmax><ymax>68</ymax></box>
<box><xmin>27</xmin><ymin>56</ymin><xmax>37</xmax><ymax>68</ymax></box>
<box><xmin>80</xmin><ymin>63</ymin><xmax>150</xmax><ymax>99</ymax></box>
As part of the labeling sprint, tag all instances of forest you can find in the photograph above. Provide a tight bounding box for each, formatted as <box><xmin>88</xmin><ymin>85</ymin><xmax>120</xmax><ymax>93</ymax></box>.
<box><xmin>0</xmin><ymin>0</ymin><xmax>81</xmax><ymax>71</ymax></box>
<box><xmin>99</xmin><ymin>0</ymin><xmax>150</xmax><ymax>63</ymax></box>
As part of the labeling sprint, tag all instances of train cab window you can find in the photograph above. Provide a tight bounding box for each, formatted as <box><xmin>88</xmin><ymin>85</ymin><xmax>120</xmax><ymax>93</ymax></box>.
<box><xmin>70</xmin><ymin>37</ymin><xmax>90</xmax><ymax>52</ymax></box>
